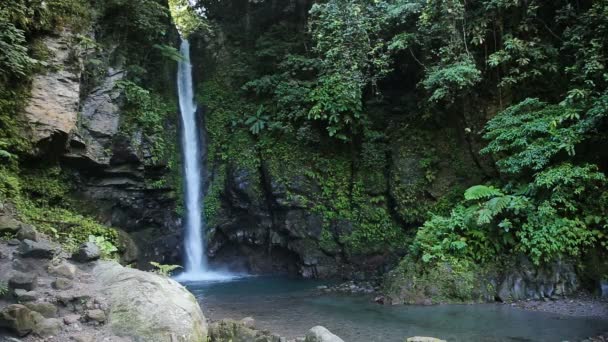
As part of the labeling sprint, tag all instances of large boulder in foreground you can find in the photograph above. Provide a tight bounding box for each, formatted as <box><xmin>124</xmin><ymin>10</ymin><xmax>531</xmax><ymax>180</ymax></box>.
<box><xmin>305</xmin><ymin>326</ymin><xmax>345</xmax><ymax>342</ymax></box>
<box><xmin>93</xmin><ymin>261</ymin><xmax>207</xmax><ymax>342</ymax></box>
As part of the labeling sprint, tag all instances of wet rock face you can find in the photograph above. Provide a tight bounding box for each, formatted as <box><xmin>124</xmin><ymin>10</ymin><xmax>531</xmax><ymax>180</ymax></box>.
<box><xmin>208</xmin><ymin>164</ymin><xmax>341</xmax><ymax>278</ymax></box>
<box><xmin>76</xmin><ymin>68</ymin><xmax>125</xmax><ymax>165</ymax></box>
<box><xmin>16</xmin><ymin>28</ymin><xmax>181</xmax><ymax>267</ymax></box>
<box><xmin>496</xmin><ymin>258</ymin><xmax>578</xmax><ymax>302</ymax></box>
<box><xmin>22</xmin><ymin>30</ymin><xmax>82</xmax><ymax>154</ymax></box>
<box><xmin>383</xmin><ymin>256</ymin><xmax>580</xmax><ymax>305</ymax></box>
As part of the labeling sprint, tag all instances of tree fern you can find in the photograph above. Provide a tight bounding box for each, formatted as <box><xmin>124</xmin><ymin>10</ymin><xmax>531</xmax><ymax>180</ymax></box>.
<box><xmin>464</xmin><ymin>185</ymin><xmax>503</xmax><ymax>201</ymax></box>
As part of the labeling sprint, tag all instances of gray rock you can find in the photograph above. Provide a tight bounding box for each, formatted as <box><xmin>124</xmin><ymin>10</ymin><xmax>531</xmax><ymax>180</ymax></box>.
<box><xmin>8</xmin><ymin>238</ymin><xmax>20</xmax><ymax>246</ymax></box>
<box><xmin>240</xmin><ymin>316</ymin><xmax>255</xmax><ymax>328</ymax></box>
<box><xmin>22</xmin><ymin>32</ymin><xmax>81</xmax><ymax>148</ymax></box>
<box><xmin>9</xmin><ymin>272</ymin><xmax>37</xmax><ymax>291</ymax></box>
<box><xmin>24</xmin><ymin>302</ymin><xmax>58</xmax><ymax>318</ymax></box>
<box><xmin>0</xmin><ymin>304</ymin><xmax>37</xmax><ymax>336</ymax></box>
<box><xmin>32</xmin><ymin>312</ymin><xmax>62</xmax><ymax>337</ymax></box>
<box><xmin>406</xmin><ymin>338</ymin><xmax>447</xmax><ymax>342</ymax></box>
<box><xmin>16</xmin><ymin>224</ymin><xmax>39</xmax><ymax>241</ymax></box>
<box><xmin>53</xmin><ymin>277</ymin><xmax>73</xmax><ymax>290</ymax></box>
<box><xmin>13</xmin><ymin>289</ymin><xmax>38</xmax><ymax>302</ymax></box>
<box><xmin>70</xmin><ymin>334</ymin><xmax>95</xmax><ymax>342</ymax></box>
<box><xmin>48</xmin><ymin>261</ymin><xmax>77</xmax><ymax>279</ymax></box>
<box><xmin>63</xmin><ymin>314</ymin><xmax>81</xmax><ymax>325</ymax></box>
<box><xmin>19</xmin><ymin>239</ymin><xmax>55</xmax><ymax>259</ymax></box>
<box><xmin>72</xmin><ymin>242</ymin><xmax>100</xmax><ymax>262</ymax></box>
<box><xmin>0</xmin><ymin>216</ymin><xmax>21</xmax><ymax>234</ymax></box>
<box><xmin>86</xmin><ymin>309</ymin><xmax>105</xmax><ymax>323</ymax></box>
<box><xmin>93</xmin><ymin>261</ymin><xmax>207</xmax><ymax>341</ymax></box>
<box><xmin>304</xmin><ymin>326</ymin><xmax>344</xmax><ymax>342</ymax></box>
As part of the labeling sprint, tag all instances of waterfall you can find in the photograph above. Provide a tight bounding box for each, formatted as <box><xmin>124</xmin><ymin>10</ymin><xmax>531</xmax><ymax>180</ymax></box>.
<box><xmin>177</xmin><ymin>39</ymin><xmax>206</xmax><ymax>275</ymax></box>
<box><xmin>175</xmin><ymin>39</ymin><xmax>238</xmax><ymax>282</ymax></box>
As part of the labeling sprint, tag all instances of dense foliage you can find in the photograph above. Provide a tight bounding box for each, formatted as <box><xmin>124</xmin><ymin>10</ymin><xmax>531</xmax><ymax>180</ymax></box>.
<box><xmin>0</xmin><ymin>0</ymin><xmax>179</xmax><ymax>254</ymax></box>
<box><xmin>190</xmin><ymin>0</ymin><xmax>607</xmax><ymax>274</ymax></box>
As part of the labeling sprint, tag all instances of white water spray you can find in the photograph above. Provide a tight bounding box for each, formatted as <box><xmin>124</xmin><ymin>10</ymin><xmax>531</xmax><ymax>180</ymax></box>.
<box><xmin>175</xmin><ymin>39</ymin><xmax>237</xmax><ymax>282</ymax></box>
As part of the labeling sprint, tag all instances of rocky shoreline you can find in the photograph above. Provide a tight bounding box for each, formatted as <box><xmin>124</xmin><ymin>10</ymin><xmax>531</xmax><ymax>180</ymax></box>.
<box><xmin>0</xmin><ymin>214</ymin><xmax>206</xmax><ymax>342</ymax></box>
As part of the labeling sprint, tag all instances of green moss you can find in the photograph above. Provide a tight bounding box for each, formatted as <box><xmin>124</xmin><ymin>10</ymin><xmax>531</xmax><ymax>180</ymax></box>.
<box><xmin>0</xmin><ymin>165</ymin><xmax>120</xmax><ymax>256</ymax></box>
<box><xmin>204</xmin><ymin>164</ymin><xmax>226</xmax><ymax>226</ymax></box>
<box><xmin>384</xmin><ymin>256</ymin><xmax>494</xmax><ymax>304</ymax></box>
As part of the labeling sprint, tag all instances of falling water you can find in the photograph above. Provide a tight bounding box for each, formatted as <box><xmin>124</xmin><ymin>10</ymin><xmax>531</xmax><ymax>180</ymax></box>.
<box><xmin>175</xmin><ymin>39</ymin><xmax>239</xmax><ymax>282</ymax></box>
<box><xmin>177</xmin><ymin>39</ymin><xmax>205</xmax><ymax>275</ymax></box>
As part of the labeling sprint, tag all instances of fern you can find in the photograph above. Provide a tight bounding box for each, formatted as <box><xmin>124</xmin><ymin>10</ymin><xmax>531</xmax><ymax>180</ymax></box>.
<box><xmin>150</xmin><ymin>262</ymin><xmax>182</xmax><ymax>277</ymax></box>
<box><xmin>464</xmin><ymin>185</ymin><xmax>503</xmax><ymax>201</ymax></box>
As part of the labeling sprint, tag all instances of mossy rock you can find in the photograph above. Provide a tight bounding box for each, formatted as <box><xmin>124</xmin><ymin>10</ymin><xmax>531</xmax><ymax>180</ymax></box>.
<box><xmin>383</xmin><ymin>257</ymin><xmax>496</xmax><ymax>305</ymax></box>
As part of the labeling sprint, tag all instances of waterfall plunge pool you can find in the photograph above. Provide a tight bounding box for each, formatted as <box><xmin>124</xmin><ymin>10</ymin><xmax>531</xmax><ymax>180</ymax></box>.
<box><xmin>186</xmin><ymin>276</ymin><xmax>608</xmax><ymax>342</ymax></box>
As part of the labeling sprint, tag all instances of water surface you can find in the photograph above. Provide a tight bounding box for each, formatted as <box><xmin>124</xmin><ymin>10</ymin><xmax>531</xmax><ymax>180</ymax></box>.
<box><xmin>187</xmin><ymin>277</ymin><xmax>607</xmax><ymax>342</ymax></box>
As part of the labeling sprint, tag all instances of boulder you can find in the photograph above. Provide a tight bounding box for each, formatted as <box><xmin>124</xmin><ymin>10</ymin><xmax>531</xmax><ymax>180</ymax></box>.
<box><xmin>14</xmin><ymin>289</ymin><xmax>38</xmax><ymax>302</ymax></box>
<box><xmin>70</xmin><ymin>334</ymin><xmax>95</xmax><ymax>342</ymax></box>
<box><xmin>72</xmin><ymin>242</ymin><xmax>101</xmax><ymax>262</ymax></box>
<box><xmin>9</xmin><ymin>272</ymin><xmax>37</xmax><ymax>291</ymax></box>
<box><xmin>0</xmin><ymin>304</ymin><xmax>37</xmax><ymax>336</ymax></box>
<box><xmin>63</xmin><ymin>314</ymin><xmax>82</xmax><ymax>325</ymax></box>
<box><xmin>31</xmin><ymin>311</ymin><xmax>62</xmax><ymax>337</ymax></box>
<box><xmin>208</xmin><ymin>319</ymin><xmax>280</xmax><ymax>342</ymax></box>
<box><xmin>19</xmin><ymin>239</ymin><xmax>55</xmax><ymax>259</ymax></box>
<box><xmin>406</xmin><ymin>338</ymin><xmax>447</xmax><ymax>342</ymax></box>
<box><xmin>93</xmin><ymin>261</ymin><xmax>207</xmax><ymax>341</ymax></box>
<box><xmin>25</xmin><ymin>302</ymin><xmax>58</xmax><ymax>318</ymax></box>
<box><xmin>304</xmin><ymin>326</ymin><xmax>344</xmax><ymax>342</ymax></box>
<box><xmin>86</xmin><ymin>309</ymin><xmax>106</xmax><ymax>323</ymax></box>
<box><xmin>240</xmin><ymin>316</ymin><xmax>255</xmax><ymax>328</ymax></box>
<box><xmin>16</xmin><ymin>224</ymin><xmax>40</xmax><ymax>241</ymax></box>
<box><xmin>52</xmin><ymin>277</ymin><xmax>73</xmax><ymax>290</ymax></box>
<box><xmin>48</xmin><ymin>261</ymin><xmax>77</xmax><ymax>279</ymax></box>
<box><xmin>0</xmin><ymin>216</ymin><xmax>21</xmax><ymax>235</ymax></box>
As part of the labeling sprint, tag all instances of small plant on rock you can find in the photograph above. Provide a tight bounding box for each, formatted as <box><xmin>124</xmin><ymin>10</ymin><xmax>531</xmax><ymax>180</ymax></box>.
<box><xmin>88</xmin><ymin>235</ymin><xmax>118</xmax><ymax>259</ymax></box>
<box><xmin>150</xmin><ymin>262</ymin><xmax>182</xmax><ymax>277</ymax></box>
<box><xmin>0</xmin><ymin>281</ymin><xmax>8</xmax><ymax>297</ymax></box>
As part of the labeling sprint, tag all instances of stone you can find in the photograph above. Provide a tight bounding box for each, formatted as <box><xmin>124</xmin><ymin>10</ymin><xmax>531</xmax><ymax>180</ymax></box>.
<box><xmin>601</xmin><ymin>280</ymin><xmax>608</xmax><ymax>298</ymax></box>
<box><xmin>8</xmin><ymin>238</ymin><xmax>20</xmax><ymax>246</ymax></box>
<box><xmin>70</xmin><ymin>334</ymin><xmax>95</xmax><ymax>342</ymax></box>
<box><xmin>53</xmin><ymin>277</ymin><xmax>74</xmax><ymax>290</ymax></box>
<box><xmin>304</xmin><ymin>326</ymin><xmax>344</xmax><ymax>342</ymax></box>
<box><xmin>208</xmin><ymin>320</ymin><xmax>260</xmax><ymax>342</ymax></box>
<box><xmin>32</xmin><ymin>312</ymin><xmax>62</xmax><ymax>337</ymax></box>
<box><xmin>93</xmin><ymin>261</ymin><xmax>207</xmax><ymax>341</ymax></box>
<box><xmin>13</xmin><ymin>289</ymin><xmax>38</xmax><ymax>302</ymax></box>
<box><xmin>49</xmin><ymin>261</ymin><xmax>77</xmax><ymax>279</ymax></box>
<box><xmin>19</xmin><ymin>239</ymin><xmax>55</xmax><ymax>259</ymax></box>
<box><xmin>25</xmin><ymin>302</ymin><xmax>58</xmax><ymax>318</ymax></box>
<box><xmin>240</xmin><ymin>316</ymin><xmax>255</xmax><ymax>328</ymax></box>
<box><xmin>86</xmin><ymin>309</ymin><xmax>106</xmax><ymax>323</ymax></box>
<box><xmin>0</xmin><ymin>215</ymin><xmax>21</xmax><ymax>234</ymax></box>
<box><xmin>9</xmin><ymin>272</ymin><xmax>37</xmax><ymax>291</ymax></box>
<box><xmin>0</xmin><ymin>304</ymin><xmax>37</xmax><ymax>336</ymax></box>
<box><xmin>406</xmin><ymin>338</ymin><xmax>447</xmax><ymax>342</ymax></box>
<box><xmin>72</xmin><ymin>242</ymin><xmax>100</xmax><ymax>262</ymax></box>
<box><xmin>16</xmin><ymin>224</ymin><xmax>39</xmax><ymax>241</ymax></box>
<box><xmin>63</xmin><ymin>314</ymin><xmax>82</xmax><ymax>325</ymax></box>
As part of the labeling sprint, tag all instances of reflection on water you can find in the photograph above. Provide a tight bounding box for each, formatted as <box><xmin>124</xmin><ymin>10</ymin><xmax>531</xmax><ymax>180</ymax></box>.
<box><xmin>186</xmin><ymin>276</ymin><xmax>608</xmax><ymax>342</ymax></box>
